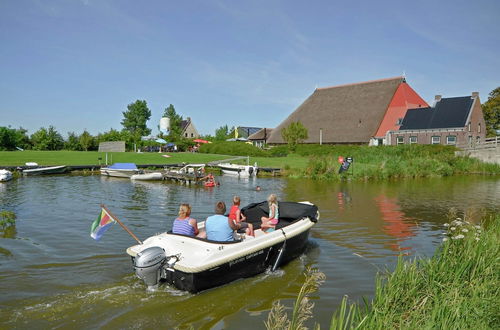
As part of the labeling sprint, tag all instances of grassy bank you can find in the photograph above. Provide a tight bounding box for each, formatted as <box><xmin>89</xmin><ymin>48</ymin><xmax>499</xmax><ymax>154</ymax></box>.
<box><xmin>1</xmin><ymin>145</ymin><xmax>499</xmax><ymax>180</ymax></box>
<box><xmin>330</xmin><ymin>214</ymin><xmax>500</xmax><ymax>329</ymax></box>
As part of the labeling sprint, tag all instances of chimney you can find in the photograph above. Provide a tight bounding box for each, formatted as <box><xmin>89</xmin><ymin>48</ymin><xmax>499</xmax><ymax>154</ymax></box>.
<box><xmin>434</xmin><ymin>95</ymin><xmax>442</xmax><ymax>102</ymax></box>
<box><xmin>471</xmin><ymin>92</ymin><xmax>479</xmax><ymax>98</ymax></box>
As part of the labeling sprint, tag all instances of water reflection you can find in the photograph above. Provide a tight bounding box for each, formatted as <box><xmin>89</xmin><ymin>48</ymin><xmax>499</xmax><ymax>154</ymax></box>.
<box><xmin>0</xmin><ymin>174</ymin><xmax>498</xmax><ymax>328</ymax></box>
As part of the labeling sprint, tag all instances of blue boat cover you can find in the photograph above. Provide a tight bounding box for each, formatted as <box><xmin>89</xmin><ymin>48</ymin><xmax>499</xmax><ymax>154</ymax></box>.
<box><xmin>108</xmin><ymin>163</ymin><xmax>138</xmax><ymax>170</ymax></box>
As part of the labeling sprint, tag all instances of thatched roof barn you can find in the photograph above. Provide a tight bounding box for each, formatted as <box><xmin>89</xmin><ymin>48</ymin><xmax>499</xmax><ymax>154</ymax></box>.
<box><xmin>267</xmin><ymin>77</ymin><xmax>428</xmax><ymax>145</ymax></box>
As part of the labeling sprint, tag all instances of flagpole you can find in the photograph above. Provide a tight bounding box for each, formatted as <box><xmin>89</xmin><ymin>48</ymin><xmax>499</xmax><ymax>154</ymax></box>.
<box><xmin>101</xmin><ymin>204</ymin><xmax>143</xmax><ymax>244</ymax></box>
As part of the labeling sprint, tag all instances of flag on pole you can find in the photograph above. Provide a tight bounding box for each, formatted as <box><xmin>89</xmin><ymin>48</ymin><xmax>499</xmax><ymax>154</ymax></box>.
<box><xmin>90</xmin><ymin>207</ymin><xmax>117</xmax><ymax>240</ymax></box>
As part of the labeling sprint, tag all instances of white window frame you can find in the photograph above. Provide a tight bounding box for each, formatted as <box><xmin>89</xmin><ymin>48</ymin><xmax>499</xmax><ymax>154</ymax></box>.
<box><xmin>478</xmin><ymin>123</ymin><xmax>481</xmax><ymax>133</ymax></box>
<box><xmin>446</xmin><ymin>135</ymin><xmax>457</xmax><ymax>145</ymax></box>
<box><xmin>396</xmin><ymin>136</ymin><xmax>404</xmax><ymax>145</ymax></box>
<box><xmin>409</xmin><ymin>136</ymin><xmax>417</xmax><ymax>144</ymax></box>
<box><xmin>431</xmin><ymin>136</ymin><xmax>441</xmax><ymax>144</ymax></box>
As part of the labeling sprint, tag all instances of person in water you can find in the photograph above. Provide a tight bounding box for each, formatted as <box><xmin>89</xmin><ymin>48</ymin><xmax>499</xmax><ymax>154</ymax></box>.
<box><xmin>205</xmin><ymin>201</ymin><xmax>240</xmax><ymax>241</ymax></box>
<box><xmin>202</xmin><ymin>173</ymin><xmax>216</xmax><ymax>185</ymax></box>
<box><xmin>172</xmin><ymin>203</ymin><xmax>199</xmax><ymax>237</ymax></box>
<box><xmin>228</xmin><ymin>196</ymin><xmax>254</xmax><ymax>236</ymax></box>
<box><xmin>261</xmin><ymin>194</ymin><xmax>279</xmax><ymax>232</ymax></box>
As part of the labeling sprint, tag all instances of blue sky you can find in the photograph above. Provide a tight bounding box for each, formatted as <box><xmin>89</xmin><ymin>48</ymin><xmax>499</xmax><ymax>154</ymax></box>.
<box><xmin>1</xmin><ymin>0</ymin><xmax>499</xmax><ymax>137</ymax></box>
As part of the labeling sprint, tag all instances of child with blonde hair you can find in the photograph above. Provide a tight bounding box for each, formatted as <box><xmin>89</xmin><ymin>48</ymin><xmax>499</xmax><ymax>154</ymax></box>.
<box><xmin>261</xmin><ymin>194</ymin><xmax>279</xmax><ymax>232</ymax></box>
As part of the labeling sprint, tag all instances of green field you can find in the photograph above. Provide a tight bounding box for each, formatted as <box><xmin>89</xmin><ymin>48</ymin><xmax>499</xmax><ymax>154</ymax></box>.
<box><xmin>0</xmin><ymin>150</ymin><xmax>307</xmax><ymax>170</ymax></box>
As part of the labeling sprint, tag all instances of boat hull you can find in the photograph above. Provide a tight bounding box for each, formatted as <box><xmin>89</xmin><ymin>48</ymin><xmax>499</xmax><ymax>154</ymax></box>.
<box><xmin>100</xmin><ymin>169</ymin><xmax>141</xmax><ymax>178</ymax></box>
<box><xmin>161</xmin><ymin>229</ymin><xmax>310</xmax><ymax>293</ymax></box>
<box><xmin>218</xmin><ymin>164</ymin><xmax>257</xmax><ymax>178</ymax></box>
<box><xmin>22</xmin><ymin>165</ymin><xmax>67</xmax><ymax>176</ymax></box>
<box><xmin>130</xmin><ymin>172</ymin><xmax>163</xmax><ymax>181</ymax></box>
<box><xmin>0</xmin><ymin>170</ymin><xmax>13</xmax><ymax>182</ymax></box>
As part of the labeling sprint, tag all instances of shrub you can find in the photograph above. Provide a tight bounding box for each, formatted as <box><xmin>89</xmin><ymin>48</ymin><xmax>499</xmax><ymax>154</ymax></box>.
<box><xmin>198</xmin><ymin>141</ymin><xmax>268</xmax><ymax>157</ymax></box>
<box><xmin>0</xmin><ymin>210</ymin><xmax>16</xmax><ymax>229</ymax></box>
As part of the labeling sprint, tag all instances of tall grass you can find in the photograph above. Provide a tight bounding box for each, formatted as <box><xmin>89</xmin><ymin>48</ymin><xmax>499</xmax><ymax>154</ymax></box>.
<box><xmin>303</xmin><ymin>145</ymin><xmax>500</xmax><ymax>180</ymax></box>
<box><xmin>331</xmin><ymin>214</ymin><xmax>500</xmax><ymax>329</ymax></box>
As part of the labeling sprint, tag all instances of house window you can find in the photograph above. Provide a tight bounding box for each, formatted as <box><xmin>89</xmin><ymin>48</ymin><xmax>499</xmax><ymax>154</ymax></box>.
<box><xmin>409</xmin><ymin>136</ymin><xmax>417</xmax><ymax>144</ymax></box>
<box><xmin>468</xmin><ymin>136</ymin><xmax>473</xmax><ymax>146</ymax></box>
<box><xmin>191</xmin><ymin>133</ymin><xmax>194</xmax><ymax>137</ymax></box>
<box><xmin>396</xmin><ymin>118</ymin><xmax>403</xmax><ymax>125</ymax></box>
<box><xmin>446</xmin><ymin>136</ymin><xmax>457</xmax><ymax>145</ymax></box>
<box><xmin>396</xmin><ymin>136</ymin><xmax>404</xmax><ymax>145</ymax></box>
<box><xmin>468</xmin><ymin>122</ymin><xmax>471</xmax><ymax>132</ymax></box>
<box><xmin>478</xmin><ymin>123</ymin><xmax>481</xmax><ymax>133</ymax></box>
<box><xmin>431</xmin><ymin>136</ymin><xmax>441</xmax><ymax>144</ymax></box>
<box><xmin>185</xmin><ymin>133</ymin><xmax>188</xmax><ymax>137</ymax></box>
<box><xmin>476</xmin><ymin>136</ymin><xmax>481</xmax><ymax>144</ymax></box>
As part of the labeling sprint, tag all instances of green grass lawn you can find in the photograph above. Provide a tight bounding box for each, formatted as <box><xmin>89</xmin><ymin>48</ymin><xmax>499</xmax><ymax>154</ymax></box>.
<box><xmin>0</xmin><ymin>151</ymin><xmax>308</xmax><ymax>170</ymax></box>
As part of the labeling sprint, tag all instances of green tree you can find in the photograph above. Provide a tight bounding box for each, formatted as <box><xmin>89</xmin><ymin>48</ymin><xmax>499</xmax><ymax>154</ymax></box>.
<box><xmin>0</xmin><ymin>127</ymin><xmax>17</xmax><ymax>150</ymax></box>
<box><xmin>163</xmin><ymin>104</ymin><xmax>183</xmax><ymax>140</ymax></box>
<box><xmin>65</xmin><ymin>132</ymin><xmax>82</xmax><ymax>151</ymax></box>
<box><xmin>281</xmin><ymin>121</ymin><xmax>308</xmax><ymax>152</ymax></box>
<box><xmin>214</xmin><ymin>124</ymin><xmax>230</xmax><ymax>141</ymax></box>
<box><xmin>97</xmin><ymin>128</ymin><xmax>123</xmax><ymax>143</ymax></box>
<box><xmin>31</xmin><ymin>126</ymin><xmax>64</xmax><ymax>150</ymax></box>
<box><xmin>14</xmin><ymin>127</ymin><xmax>31</xmax><ymax>150</ymax></box>
<box><xmin>79</xmin><ymin>130</ymin><xmax>94</xmax><ymax>151</ymax></box>
<box><xmin>482</xmin><ymin>87</ymin><xmax>500</xmax><ymax>137</ymax></box>
<box><xmin>121</xmin><ymin>100</ymin><xmax>152</xmax><ymax>142</ymax></box>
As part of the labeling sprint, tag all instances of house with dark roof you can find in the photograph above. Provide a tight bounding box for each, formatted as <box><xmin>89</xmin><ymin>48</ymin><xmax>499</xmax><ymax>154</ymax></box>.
<box><xmin>386</xmin><ymin>93</ymin><xmax>486</xmax><ymax>146</ymax></box>
<box><xmin>229</xmin><ymin>126</ymin><xmax>262</xmax><ymax>140</ymax></box>
<box><xmin>180</xmin><ymin>117</ymin><xmax>200</xmax><ymax>139</ymax></box>
<box><xmin>248</xmin><ymin>128</ymin><xmax>273</xmax><ymax>148</ymax></box>
<box><xmin>266</xmin><ymin>77</ymin><xmax>429</xmax><ymax>145</ymax></box>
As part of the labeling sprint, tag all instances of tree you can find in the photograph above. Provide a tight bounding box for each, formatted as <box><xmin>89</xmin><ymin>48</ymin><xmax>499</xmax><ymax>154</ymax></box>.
<box><xmin>65</xmin><ymin>132</ymin><xmax>82</xmax><ymax>151</ymax></box>
<box><xmin>31</xmin><ymin>126</ymin><xmax>64</xmax><ymax>150</ymax></box>
<box><xmin>281</xmin><ymin>121</ymin><xmax>308</xmax><ymax>152</ymax></box>
<box><xmin>482</xmin><ymin>87</ymin><xmax>500</xmax><ymax>137</ymax></box>
<box><xmin>215</xmin><ymin>124</ymin><xmax>230</xmax><ymax>141</ymax></box>
<box><xmin>79</xmin><ymin>130</ymin><xmax>94</xmax><ymax>151</ymax></box>
<box><xmin>121</xmin><ymin>100</ymin><xmax>152</xmax><ymax>141</ymax></box>
<box><xmin>163</xmin><ymin>104</ymin><xmax>183</xmax><ymax>140</ymax></box>
<box><xmin>0</xmin><ymin>126</ymin><xmax>30</xmax><ymax>150</ymax></box>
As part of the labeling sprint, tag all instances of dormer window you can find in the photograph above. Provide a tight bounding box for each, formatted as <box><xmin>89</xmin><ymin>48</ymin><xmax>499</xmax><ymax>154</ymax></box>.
<box><xmin>396</xmin><ymin>118</ymin><xmax>403</xmax><ymax>125</ymax></box>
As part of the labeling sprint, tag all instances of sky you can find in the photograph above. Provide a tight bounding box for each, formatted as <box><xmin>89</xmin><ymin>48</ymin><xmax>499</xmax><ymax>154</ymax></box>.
<box><xmin>1</xmin><ymin>0</ymin><xmax>499</xmax><ymax>137</ymax></box>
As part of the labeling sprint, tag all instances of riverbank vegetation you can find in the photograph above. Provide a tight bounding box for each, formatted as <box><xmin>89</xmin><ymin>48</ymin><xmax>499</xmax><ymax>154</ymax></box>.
<box><xmin>1</xmin><ymin>144</ymin><xmax>499</xmax><ymax>180</ymax></box>
<box><xmin>329</xmin><ymin>213</ymin><xmax>499</xmax><ymax>329</ymax></box>
<box><xmin>270</xmin><ymin>213</ymin><xmax>499</xmax><ymax>329</ymax></box>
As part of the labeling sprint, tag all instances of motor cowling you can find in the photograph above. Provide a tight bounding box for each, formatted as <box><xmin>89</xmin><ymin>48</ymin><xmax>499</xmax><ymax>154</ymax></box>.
<box><xmin>133</xmin><ymin>247</ymin><xmax>167</xmax><ymax>289</ymax></box>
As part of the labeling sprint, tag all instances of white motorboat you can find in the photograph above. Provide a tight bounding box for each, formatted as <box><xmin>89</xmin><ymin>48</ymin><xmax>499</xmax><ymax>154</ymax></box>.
<box><xmin>0</xmin><ymin>169</ymin><xmax>13</xmax><ymax>182</ymax></box>
<box><xmin>22</xmin><ymin>165</ymin><xmax>67</xmax><ymax>176</ymax></box>
<box><xmin>100</xmin><ymin>163</ymin><xmax>142</xmax><ymax>178</ymax></box>
<box><xmin>131</xmin><ymin>172</ymin><xmax>164</xmax><ymax>181</ymax></box>
<box><xmin>218</xmin><ymin>163</ymin><xmax>257</xmax><ymax>177</ymax></box>
<box><xmin>126</xmin><ymin>201</ymin><xmax>319</xmax><ymax>292</ymax></box>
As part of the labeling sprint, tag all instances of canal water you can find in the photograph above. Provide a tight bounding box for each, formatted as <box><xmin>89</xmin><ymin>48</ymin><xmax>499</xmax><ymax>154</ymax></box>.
<box><xmin>0</xmin><ymin>174</ymin><xmax>499</xmax><ymax>328</ymax></box>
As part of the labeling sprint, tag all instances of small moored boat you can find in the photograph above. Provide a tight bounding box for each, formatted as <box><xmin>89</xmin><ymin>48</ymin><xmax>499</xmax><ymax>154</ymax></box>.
<box><xmin>0</xmin><ymin>169</ymin><xmax>13</xmax><ymax>182</ymax></box>
<box><xmin>130</xmin><ymin>172</ymin><xmax>164</xmax><ymax>181</ymax></box>
<box><xmin>218</xmin><ymin>163</ymin><xmax>258</xmax><ymax>177</ymax></box>
<box><xmin>126</xmin><ymin>201</ymin><xmax>319</xmax><ymax>292</ymax></box>
<box><xmin>100</xmin><ymin>163</ymin><xmax>142</xmax><ymax>178</ymax></box>
<box><xmin>22</xmin><ymin>165</ymin><xmax>67</xmax><ymax>176</ymax></box>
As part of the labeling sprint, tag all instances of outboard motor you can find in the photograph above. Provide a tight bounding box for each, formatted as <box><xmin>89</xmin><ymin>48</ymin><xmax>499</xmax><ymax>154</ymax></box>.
<box><xmin>248</xmin><ymin>166</ymin><xmax>254</xmax><ymax>175</ymax></box>
<box><xmin>134</xmin><ymin>247</ymin><xmax>167</xmax><ymax>289</ymax></box>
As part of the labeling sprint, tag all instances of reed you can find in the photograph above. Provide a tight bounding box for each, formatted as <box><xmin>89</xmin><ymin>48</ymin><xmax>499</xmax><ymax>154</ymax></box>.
<box><xmin>331</xmin><ymin>213</ymin><xmax>500</xmax><ymax>329</ymax></box>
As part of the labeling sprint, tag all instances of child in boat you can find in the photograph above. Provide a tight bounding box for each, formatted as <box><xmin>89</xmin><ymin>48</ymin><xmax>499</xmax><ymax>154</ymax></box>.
<box><xmin>261</xmin><ymin>194</ymin><xmax>279</xmax><ymax>232</ymax></box>
<box><xmin>172</xmin><ymin>203</ymin><xmax>200</xmax><ymax>237</ymax></box>
<box><xmin>229</xmin><ymin>196</ymin><xmax>254</xmax><ymax>236</ymax></box>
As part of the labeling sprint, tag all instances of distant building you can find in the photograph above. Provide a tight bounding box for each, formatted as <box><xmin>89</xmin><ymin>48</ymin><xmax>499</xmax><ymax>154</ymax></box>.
<box><xmin>248</xmin><ymin>128</ymin><xmax>273</xmax><ymax>148</ymax></box>
<box><xmin>387</xmin><ymin>93</ymin><xmax>486</xmax><ymax>146</ymax></box>
<box><xmin>181</xmin><ymin>117</ymin><xmax>200</xmax><ymax>139</ymax></box>
<box><xmin>229</xmin><ymin>126</ymin><xmax>262</xmax><ymax>140</ymax></box>
<box><xmin>266</xmin><ymin>77</ymin><xmax>428</xmax><ymax>145</ymax></box>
